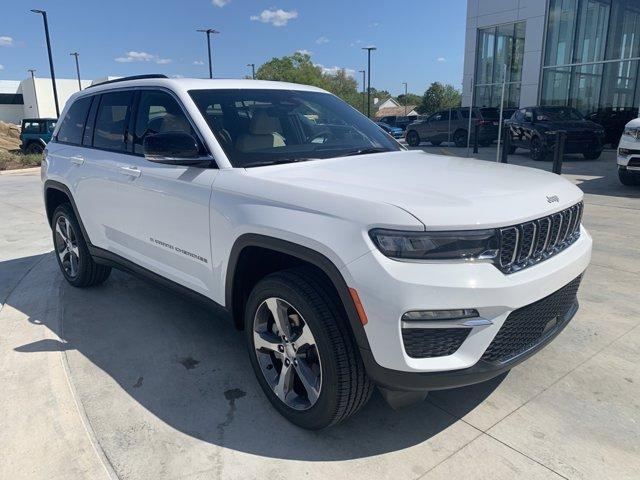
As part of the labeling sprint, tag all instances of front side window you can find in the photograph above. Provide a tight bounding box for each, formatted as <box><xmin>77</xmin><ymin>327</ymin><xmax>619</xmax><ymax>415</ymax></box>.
<box><xmin>23</xmin><ymin>121</ymin><xmax>42</xmax><ymax>134</ymax></box>
<box><xmin>93</xmin><ymin>91</ymin><xmax>134</xmax><ymax>151</ymax></box>
<box><xmin>133</xmin><ymin>90</ymin><xmax>199</xmax><ymax>155</ymax></box>
<box><xmin>189</xmin><ymin>89</ymin><xmax>400</xmax><ymax>167</ymax></box>
<box><xmin>56</xmin><ymin>96</ymin><xmax>92</xmax><ymax>145</ymax></box>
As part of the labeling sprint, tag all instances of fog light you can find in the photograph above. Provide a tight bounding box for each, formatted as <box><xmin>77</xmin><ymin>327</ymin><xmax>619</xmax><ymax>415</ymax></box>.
<box><xmin>402</xmin><ymin>309</ymin><xmax>479</xmax><ymax>321</ymax></box>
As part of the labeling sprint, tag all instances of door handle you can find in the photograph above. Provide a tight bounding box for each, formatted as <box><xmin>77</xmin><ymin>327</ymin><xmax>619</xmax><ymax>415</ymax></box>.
<box><xmin>70</xmin><ymin>155</ymin><xmax>85</xmax><ymax>165</ymax></box>
<box><xmin>120</xmin><ymin>166</ymin><xmax>141</xmax><ymax>178</ymax></box>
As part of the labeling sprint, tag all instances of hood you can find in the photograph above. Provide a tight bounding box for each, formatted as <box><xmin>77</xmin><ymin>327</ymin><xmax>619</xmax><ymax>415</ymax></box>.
<box><xmin>625</xmin><ymin>117</ymin><xmax>640</xmax><ymax>128</ymax></box>
<box><xmin>245</xmin><ymin>150</ymin><xmax>583</xmax><ymax>230</ymax></box>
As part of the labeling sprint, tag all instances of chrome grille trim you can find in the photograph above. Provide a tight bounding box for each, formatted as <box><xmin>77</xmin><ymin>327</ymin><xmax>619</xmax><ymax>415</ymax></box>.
<box><xmin>497</xmin><ymin>202</ymin><xmax>583</xmax><ymax>274</ymax></box>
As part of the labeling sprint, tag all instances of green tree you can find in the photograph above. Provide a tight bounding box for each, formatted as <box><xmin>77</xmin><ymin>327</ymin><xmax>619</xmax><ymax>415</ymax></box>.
<box><xmin>418</xmin><ymin>82</ymin><xmax>462</xmax><ymax>115</ymax></box>
<box><xmin>396</xmin><ymin>93</ymin><xmax>422</xmax><ymax>107</ymax></box>
<box><xmin>255</xmin><ymin>52</ymin><xmax>364</xmax><ymax>112</ymax></box>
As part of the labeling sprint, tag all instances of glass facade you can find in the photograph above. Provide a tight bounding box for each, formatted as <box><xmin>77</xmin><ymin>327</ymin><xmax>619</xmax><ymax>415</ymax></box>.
<box><xmin>542</xmin><ymin>0</ymin><xmax>640</xmax><ymax>116</ymax></box>
<box><xmin>474</xmin><ymin>22</ymin><xmax>526</xmax><ymax>108</ymax></box>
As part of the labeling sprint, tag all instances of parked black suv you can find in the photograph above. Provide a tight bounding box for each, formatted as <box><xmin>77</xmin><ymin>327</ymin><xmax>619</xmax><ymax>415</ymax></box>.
<box><xmin>405</xmin><ymin>107</ymin><xmax>500</xmax><ymax>147</ymax></box>
<box><xmin>505</xmin><ymin>106</ymin><xmax>605</xmax><ymax>161</ymax></box>
<box><xmin>585</xmin><ymin>107</ymin><xmax>638</xmax><ymax>148</ymax></box>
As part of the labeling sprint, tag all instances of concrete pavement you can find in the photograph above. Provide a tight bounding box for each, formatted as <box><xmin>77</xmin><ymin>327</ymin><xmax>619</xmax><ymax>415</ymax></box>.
<box><xmin>0</xmin><ymin>159</ymin><xmax>638</xmax><ymax>479</ymax></box>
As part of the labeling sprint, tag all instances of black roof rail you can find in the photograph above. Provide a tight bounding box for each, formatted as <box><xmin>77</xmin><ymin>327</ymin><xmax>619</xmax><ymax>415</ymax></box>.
<box><xmin>86</xmin><ymin>74</ymin><xmax>168</xmax><ymax>89</ymax></box>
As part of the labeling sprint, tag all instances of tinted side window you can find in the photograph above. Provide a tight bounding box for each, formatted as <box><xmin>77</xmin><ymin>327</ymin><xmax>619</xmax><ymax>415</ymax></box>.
<box><xmin>524</xmin><ymin>109</ymin><xmax>533</xmax><ymax>122</ymax></box>
<box><xmin>23</xmin><ymin>121</ymin><xmax>42</xmax><ymax>134</ymax></box>
<box><xmin>93</xmin><ymin>91</ymin><xmax>134</xmax><ymax>151</ymax></box>
<box><xmin>133</xmin><ymin>90</ymin><xmax>196</xmax><ymax>155</ymax></box>
<box><xmin>56</xmin><ymin>96</ymin><xmax>92</xmax><ymax>145</ymax></box>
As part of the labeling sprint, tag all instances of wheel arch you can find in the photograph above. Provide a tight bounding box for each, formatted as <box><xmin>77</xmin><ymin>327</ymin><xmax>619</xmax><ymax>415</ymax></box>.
<box><xmin>225</xmin><ymin>234</ymin><xmax>371</xmax><ymax>351</ymax></box>
<box><xmin>43</xmin><ymin>180</ymin><xmax>92</xmax><ymax>244</ymax></box>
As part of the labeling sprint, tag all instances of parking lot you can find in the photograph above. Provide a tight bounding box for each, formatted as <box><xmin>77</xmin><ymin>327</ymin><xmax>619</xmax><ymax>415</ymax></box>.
<box><xmin>1</xmin><ymin>147</ymin><xmax>639</xmax><ymax>480</ymax></box>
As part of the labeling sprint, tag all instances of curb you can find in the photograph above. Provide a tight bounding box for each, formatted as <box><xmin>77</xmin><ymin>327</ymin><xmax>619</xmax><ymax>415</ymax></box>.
<box><xmin>0</xmin><ymin>166</ymin><xmax>41</xmax><ymax>175</ymax></box>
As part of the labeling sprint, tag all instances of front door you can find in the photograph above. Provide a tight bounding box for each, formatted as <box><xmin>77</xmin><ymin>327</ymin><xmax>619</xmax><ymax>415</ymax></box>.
<box><xmin>114</xmin><ymin>89</ymin><xmax>218</xmax><ymax>296</ymax></box>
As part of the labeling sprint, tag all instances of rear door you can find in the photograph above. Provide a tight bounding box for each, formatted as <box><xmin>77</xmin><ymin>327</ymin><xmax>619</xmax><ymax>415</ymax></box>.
<box><xmin>112</xmin><ymin>89</ymin><xmax>218</xmax><ymax>296</ymax></box>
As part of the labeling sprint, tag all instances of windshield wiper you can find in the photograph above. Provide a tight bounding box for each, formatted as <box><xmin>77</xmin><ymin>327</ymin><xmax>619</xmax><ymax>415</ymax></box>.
<box><xmin>340</xmin><ymin>147</ymin><xmax>390</xmax><ymax>157</ymax></box>
<box><xmin>242</xmin><ymin>157</ymin><xmax>315</xmax><ymax>168</ymax></box>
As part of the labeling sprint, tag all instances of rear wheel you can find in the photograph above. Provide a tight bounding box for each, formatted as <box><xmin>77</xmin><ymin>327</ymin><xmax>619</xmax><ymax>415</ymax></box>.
<box><xmin>583</xmin><ymin>150</ymin><xmax>601</xmax><ymax>160</ymax></box>
<box><xmin>430</xmin><ymin>140</ymin><xmax>442</xmax><ymax>146</ymax></box>
<box><xmin>52</xmin><ymin>204</ymin><xmax>111</xmax><ymax>287</ymax></box>
<box><xmin>453</xmin><ymin>129</ymin><xmax>467</xmax><ymax>148</ymax></box>
<box><xmin>406</xmin><ymin>130</ymin><xmax>420</xmax><ymax>147</ymax></box>
<box><xmin>619</xmin><ymin>168</ymin><xmax>640</xmax><ymax>186</ymax></box>
<box><xmin>26</xmin><ymin>142</ymin><xmax>44</xmax><ymax>155</ymax></box>
<box><xmin>245</xmin><ymin>268</ymin><xmax>373</xmax><ymax>429</ymax></box>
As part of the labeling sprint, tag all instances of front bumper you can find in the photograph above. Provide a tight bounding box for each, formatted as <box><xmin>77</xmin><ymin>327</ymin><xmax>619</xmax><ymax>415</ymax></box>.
<box><xmin>346</xmin><ymin>228</ymin><xmax>592</xmax><ymax>388</ymax></box>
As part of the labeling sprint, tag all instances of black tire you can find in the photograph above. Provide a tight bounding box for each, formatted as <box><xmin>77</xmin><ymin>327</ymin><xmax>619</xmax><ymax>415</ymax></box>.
<box><xmin>453</xmin><ymin>129</ymin><xmax>467</xmax><ymax>148</ymax></box>
<box><xmin>406</xmin><ymin>130</ymin><xmax>420</xmax><ymax>147</ymax></box>
<box><xmin>430</xmin><ymin>140</ymin><xmax>442</xmax><ymax>146</ymax></box>
<box><xmin>52</xmin><ymin>203</ymin><xmax>111</xmax><ymax>287</ymax></box>
<box><xmin>530</xmin><ymin>137</ymin><xmax>549</xmax><ymax>161</ymax></box>
<box><xmin>245</xmin><ymin>267</ymin><xmax>373</xmax><ymax>429</ymax></box>
<box><xmin>26</xmin><ymin>142</ymin><xmax>44</xmax><ymax>155</ymax></box>
<box><xmin>618</xmin><ymin>168</ymin><xmax>640</xmax><ymax>186</ymax></box>
<box><xmin>583</xmin><ymin>150</ymin><xmax>601</xmax><ymax>160</ymax></box>
<box><xmin>508</xmin><ymin>145</ymin><xmax>517</xmax><ymax>154</ymax></box>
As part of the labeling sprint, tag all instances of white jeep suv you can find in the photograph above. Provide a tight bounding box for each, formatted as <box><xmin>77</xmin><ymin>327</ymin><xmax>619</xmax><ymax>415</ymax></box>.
<box><xmin>617</xmin><ymin>117</ymin><xmax>640</xmax><ymax>186</ymax></box>
<box><xmin>42</xmin><ymin>75</ymin><xmax>592</xmax><ymax>429</ymax></box>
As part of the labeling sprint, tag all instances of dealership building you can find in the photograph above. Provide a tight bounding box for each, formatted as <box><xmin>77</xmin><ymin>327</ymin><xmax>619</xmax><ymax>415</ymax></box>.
<box><xmin>463</xmin><ymin>0</ymin><xmax>640</xmax><ymax>116</ymax></box>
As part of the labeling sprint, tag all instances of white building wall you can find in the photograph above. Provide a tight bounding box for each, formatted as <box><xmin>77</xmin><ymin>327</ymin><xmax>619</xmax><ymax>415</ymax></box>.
<box><xmin>0</xmin><ymin>80</ymin><xmax>23</xmax><ymax>124</ymax></box>
<box><xmin>21</xmin><ymin>78</ymin><xmax>92</xmax><ymax>119</ymax></box>
<box><xmin>463</xmin><ymin>0</ymin><xmax>548</xmax><ymax>108</ymax></box>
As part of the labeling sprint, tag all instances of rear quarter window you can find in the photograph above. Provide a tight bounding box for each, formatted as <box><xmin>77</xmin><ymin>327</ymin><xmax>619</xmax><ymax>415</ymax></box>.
<box><xmin>56</xmin><ymin>96</ymin><xmax>92</xmax><ymax>145</ymax></box>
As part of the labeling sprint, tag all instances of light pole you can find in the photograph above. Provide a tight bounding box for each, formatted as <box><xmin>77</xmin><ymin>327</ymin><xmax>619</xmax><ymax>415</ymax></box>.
<box><xmin>402</xmin><ymin>82</ymin><xmax>408</xmax><ymax>116</ymax></box>
<box><xmin>197</xmin><ymin>28</ymin><xmax>219</xmax><ymax>79</ymax></box>
<box><xmin>359</xmin><ymin>69</ymin><xmax>366</xmax><ymax>114</ymax></box>
<box><xmin>362</xmin><ymin>46</ymin><xmax>376</xmax><ymax>118</ymax></box>
<box><xmin>247</xmin><ymin>63</ymin><xmax>255</xmax><ymax>79</ymax></box>
<box><xmin>31</xmin><ymin>9</ymin><xmax>60</xmax><ymax>117</ymax></box>
<box><xmin>28</xmin><ymin>69</ymin><xmax>39</xmax><ymax>116</ymax></box>
<box><xmin>70</xmin><ymin>52</ymin><xmax>81</xmax><ymax>90</ymax></box>
<box><xmin>28</xmin><ymin>69</ymin><xmax>36</xmax><ymax>80</ymax></box>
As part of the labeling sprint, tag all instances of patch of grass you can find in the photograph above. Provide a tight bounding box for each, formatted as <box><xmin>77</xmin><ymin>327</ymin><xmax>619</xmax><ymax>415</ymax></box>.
<box><xmin>0</xmin><ymin>150</ymin><xmax>42</xmax><ymax>171</ymax></box>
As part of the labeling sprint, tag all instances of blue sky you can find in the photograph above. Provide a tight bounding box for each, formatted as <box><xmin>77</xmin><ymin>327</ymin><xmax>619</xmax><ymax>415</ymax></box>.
<box><xmin>0</xmin><ymin>0</ymin><xmax>466</xmax><ymax>96</ymax></box>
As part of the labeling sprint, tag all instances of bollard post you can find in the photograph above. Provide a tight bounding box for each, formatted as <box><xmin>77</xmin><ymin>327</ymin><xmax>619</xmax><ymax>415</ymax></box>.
<box><xmin>473</xmin><ymin>123</ymin><xmax>479</xmax><ymax>154</ymax></box>
<box><xmin>500</xmin><ymin>127</ymin><xmax>510</xmax><ymax>163</ymax></box>
<box><xmin>552</xmin><ymin>131</ymin><xmax>566</xmax><ymax>175</ymax></box>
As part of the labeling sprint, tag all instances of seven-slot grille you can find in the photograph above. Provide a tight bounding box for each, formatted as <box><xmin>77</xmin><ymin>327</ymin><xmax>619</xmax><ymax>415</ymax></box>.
<box><xmin>498</xmin><ymin>202</ymin><xmax>583</xmax><ymax>274</ymax></box>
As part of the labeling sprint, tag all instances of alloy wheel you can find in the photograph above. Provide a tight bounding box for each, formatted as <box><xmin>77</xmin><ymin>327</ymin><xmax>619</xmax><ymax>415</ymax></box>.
<box><xmin>54</xmin><ymin>215</ymin><xmax>80</xmax><ymax>278</ymax></box>
<box><xmin>253</xmin><ymin>297</ymin><xmax>322</xmax><ymax>410</ymax></box>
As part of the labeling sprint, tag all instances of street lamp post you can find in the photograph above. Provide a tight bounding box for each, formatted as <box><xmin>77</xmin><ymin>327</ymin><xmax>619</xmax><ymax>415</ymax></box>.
<box><xmin>362</xmin><ymin>46</ymin><xmax>377</xmax><ymax>118</ymax></box>
<box><xmin>359</xmin><ymin>69</ymin><xmax>366</xmax><ymax>114</ymax></box>
<box><xmin>402</xmin><ymin>82</ymin><xmax>408</xmax><ymax>116</ymax></box>
<box><xmin>28</xmin><ymin>69</ymin><xmax>39</xmax><ymax>116</ymax></box>
<box><xmin>70</xmin><ymin>52</ymin><xmax>81</xmax><ymax>90</ymax></box>
<box><xmin>31</xmin><ymin>9</ymin><xmax>60</xmax><ymax>117</ymax></box>
<box><xmin>28</xmin><ymin>69</ymin><xmax>36</xmax><ymax>80</ymax></box>
<box><xmin>247</xmin><ymin>63</ymin><xmax>255</xmax><ymax>79</ymax></box>
<box><xmin>197</xmin><ymin>28</ymin><xmax>220</xmax><ymax>79</ymax></box>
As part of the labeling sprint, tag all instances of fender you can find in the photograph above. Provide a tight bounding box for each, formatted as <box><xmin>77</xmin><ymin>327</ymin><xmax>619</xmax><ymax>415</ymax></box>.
<box><xmin>226</xmin><ymin>233</ymin><xmax>372</xmax><ymax>352</ymax></box>
<box><xmin>43</xmin><ymin>180</ymin><xmax>93</xmax><ymax>242</ymax></box>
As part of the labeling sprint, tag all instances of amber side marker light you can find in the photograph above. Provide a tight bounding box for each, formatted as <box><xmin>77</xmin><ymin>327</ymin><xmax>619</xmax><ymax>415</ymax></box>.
<box><xmin>349</xmin><ymin>288</ymin><xmax>369</xmax><ymax>325</ymax></box>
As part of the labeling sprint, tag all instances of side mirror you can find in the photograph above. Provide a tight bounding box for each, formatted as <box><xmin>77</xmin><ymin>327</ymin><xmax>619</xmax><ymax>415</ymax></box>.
<box><xmin>143</xmin><ymin>132</ymin><xmax>210</xmax><ymax>165</ymax></box>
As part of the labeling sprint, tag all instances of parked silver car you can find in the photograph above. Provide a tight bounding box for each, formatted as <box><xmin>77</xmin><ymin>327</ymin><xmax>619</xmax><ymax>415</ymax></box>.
<box><xmin>405</xmin><ymin>107</ymin><xmax>501</xmax><ymax>147</ymax></box>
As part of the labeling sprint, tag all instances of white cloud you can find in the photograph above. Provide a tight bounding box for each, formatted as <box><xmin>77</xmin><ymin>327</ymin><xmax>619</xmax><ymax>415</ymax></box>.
<box><xmin>316</xmin><ymin>64</ymin><xmax>355</xmax><ymax>78</ymax></box>
<box><xmin>0</xmin><ymin>36</ymin><xmax>13</xmax><ymax>47</ymax></box>
<box><xmin>115</xmin><ymin>51</ymin><xmax>172</xmax><ymax>64</ymax></box>
<box><xmin>315</xmin><ymin>36</ymin><xmax>329</xmax><ymax>45</ymax></box>
<box><xmin>0</xmin><ymin>64</ymin><xmax>4</xmax><ymax>70</ymax></box>
<box><xmin>212</xmin><ymin>0</ymin><xmax>230</xmax><ymax>7</ymax></box>
<box><xmin>371</xmin><ymin>22</ymin><xmax>380</xmax><ymax>27</ymax></box>
<box><xmin>350</xmin><ymin>39</ymin><xmax>362</xmax><ymax>47</ymax></box>
<box><xmin>437</xmin><ymin>57</ymin><xmax>446</xmax><ymax>62</ymax></box>
<box><xmin>250</xmin><ymin>9</ymin><xmax>298</xmax><ymax>27</ymax></box>
<box><xmin>296</xmin><ymin>49</ymin><xmax>312</xmax><ymax>56</ymax></box>
<box><xmin>193</xmin><ymin>60</ymin><xmax>205</xmax><ymax>65</ymax></box>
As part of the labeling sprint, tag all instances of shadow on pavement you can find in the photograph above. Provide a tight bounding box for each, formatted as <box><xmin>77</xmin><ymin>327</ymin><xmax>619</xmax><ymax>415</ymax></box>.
<box><xmin>5</xmin><ymin>254</ymin><xmax>503</xmax><ymax>461</ymax></box>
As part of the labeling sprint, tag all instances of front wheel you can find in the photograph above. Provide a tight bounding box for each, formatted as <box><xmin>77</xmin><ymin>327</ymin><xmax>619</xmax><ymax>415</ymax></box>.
<box><xmin>26</xmin><ymin>142</ymin><xmax>44</xmax><ymax>155</ymax></box>
<box><xmin>530</xmin><ymin>138</ymin><xmax>549</xmax><ymax>161</ymax></box>
<box><xmin>245</xmin><ymin>268</ymin><xmax>373</xmax><ymax>429</ymax></box>
<box><xmin>619</xmin><ymin>168</ymin><xmax>640</xmax><ymax>186</ymax></box>
<box><xmin>583</xmin><ymin>150</ymin><xmax>602</xmax><ymax>160</ymax></box>
<box><xmin>406</xmin><ymin>130</ymin><xmax>420</xmax><ymax>147</ymax></box>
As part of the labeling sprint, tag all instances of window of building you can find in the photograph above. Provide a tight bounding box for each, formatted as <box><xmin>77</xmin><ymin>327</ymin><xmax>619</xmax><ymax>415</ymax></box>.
<box><xmin>474</xmin><ymin>21</ymin><xmax>526</xmax><ymax>108</ymax></box>
<box><xmin>543</xmin><ymin>0</ymin><xmax>640</xmax><ymax>116</ymax></box>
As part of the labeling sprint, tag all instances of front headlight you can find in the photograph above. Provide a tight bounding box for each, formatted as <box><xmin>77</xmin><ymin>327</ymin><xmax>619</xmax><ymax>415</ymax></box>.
<box><xmin>623</xmin><ymin>127</ymin><xmax>640</xmax><ymax>139</ymax></box>
<box><xmin>369</xmin><ymin>229</ymin><xmax>499</xmax><ymax>260</ymax></box>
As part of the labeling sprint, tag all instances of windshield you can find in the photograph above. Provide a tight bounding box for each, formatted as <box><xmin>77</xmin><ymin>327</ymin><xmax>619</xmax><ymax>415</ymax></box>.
<box><xmin>188</xmin><ymin>89</ymin><xmax>401</xmax><ymax>167</ymax></box>
<box><xmin>537</xmin><ymin>107</ymin><xmax>583</xmax><ymax>122</ymax></box>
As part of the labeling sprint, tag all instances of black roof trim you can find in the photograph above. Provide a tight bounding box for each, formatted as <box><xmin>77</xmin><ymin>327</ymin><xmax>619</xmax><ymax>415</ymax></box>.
<box><xmin>86</xmin><ymin>74</ymin><xmax>168</xmax><ymax>89</ymax></box>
